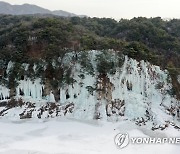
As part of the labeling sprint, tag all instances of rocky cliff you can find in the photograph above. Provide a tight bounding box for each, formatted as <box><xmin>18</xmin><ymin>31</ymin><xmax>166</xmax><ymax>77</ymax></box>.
<box><xmin>0</xmin><ymin>50</ymin><xmax>179</xmax><ymax>130</ymax></box>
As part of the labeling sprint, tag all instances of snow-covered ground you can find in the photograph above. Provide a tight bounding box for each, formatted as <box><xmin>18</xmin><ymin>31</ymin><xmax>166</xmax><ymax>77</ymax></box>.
<box><xmin>0</xmin><ymin>118</ymin><xmax>179</xmax><ymax>154</ymax></box>
<box><xmin>0</xmin><ymin>51</ymin><xmax>179</xmax><ymax>153</ymax></box>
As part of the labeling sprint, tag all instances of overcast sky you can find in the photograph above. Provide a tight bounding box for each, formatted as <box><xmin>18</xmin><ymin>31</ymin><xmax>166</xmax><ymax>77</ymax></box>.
<box><xmin>2</xmin><ymin>0</ymin><xmax>180</xmax><ymax>19</ymax></box>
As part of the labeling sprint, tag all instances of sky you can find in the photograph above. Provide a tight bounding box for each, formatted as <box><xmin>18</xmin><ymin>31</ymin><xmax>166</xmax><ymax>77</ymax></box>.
<box><xmin>2</xmin><ymin>0</ymin><xmax>180</xmax><ymax>19</ymax></box>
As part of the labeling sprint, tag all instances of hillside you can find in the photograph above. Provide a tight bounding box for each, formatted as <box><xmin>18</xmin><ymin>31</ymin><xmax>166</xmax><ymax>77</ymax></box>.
<box><xmin>0</xmin><ymin>15</ymin><xmax>179</xmax><ymax>128</ymax></box>
<box><xmin>0</xmin><ymin>1</ymin><xmax>83</xmax><ymax>17</ymax></box>
<box><xmin>0</xmin><ymin>15</ymin><xmax>179</xmax><ymax>94</ymax></box>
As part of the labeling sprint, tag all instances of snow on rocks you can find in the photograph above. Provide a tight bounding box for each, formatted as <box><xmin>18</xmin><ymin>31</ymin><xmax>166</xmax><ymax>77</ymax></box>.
<box><xmin>0</xmin><ymin>51</ymin><xmax>179</xmax><ymax>129</ymax></box>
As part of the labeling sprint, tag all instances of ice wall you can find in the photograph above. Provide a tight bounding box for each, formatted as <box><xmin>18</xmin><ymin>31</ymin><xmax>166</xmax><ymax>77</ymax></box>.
<box><xmin>0</xmin><ymin>51</ymin><xmax>179</xmax><ymax>124</ymax></box>
<box><xmin>60</xmin><ymin>53</ymin><xmax>179</xmax><ymax>123</ymax></box>
<box><xmin>15</xmin><ymin>78</ymin><xmax>55</xmax><ymax>102</ymax></box>
<box><xmin>60</xmin><ymin>73</ymin><xmax>97</xmax><ymax>120</ymax></box>
<box><xmin>107</xmin><ymin>56</ymin><xmax>178</xmax><ymax>123</ymax></box>
<box><xmin>0</xmin><ymin>85</ymin><xmax>10</xmax><ymax>100</ymax></box>
<box><xmin>16</xmin><ymin>78</ymin><xmax>44</xmax><ymax>100</ymax></box>
<box><xmin>58</xmin><ymin>52</ymin><xmax>179</xmax><ymax>123</ymax></box>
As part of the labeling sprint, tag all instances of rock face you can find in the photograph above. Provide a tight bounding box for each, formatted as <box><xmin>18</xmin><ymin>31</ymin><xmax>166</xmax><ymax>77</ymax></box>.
<box><xmin>0</xmin><ymin>50</ymin><xmax>179</xmax><ymax>129</ymax></box>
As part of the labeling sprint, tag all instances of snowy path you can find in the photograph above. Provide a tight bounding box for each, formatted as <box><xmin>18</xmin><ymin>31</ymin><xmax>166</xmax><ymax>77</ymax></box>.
<box><xmin>0</xmin><ymin>118</ymin><xmax>179</xmax><ymax>154</ymax></box>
